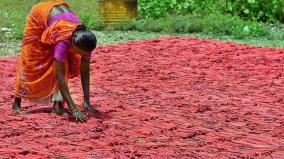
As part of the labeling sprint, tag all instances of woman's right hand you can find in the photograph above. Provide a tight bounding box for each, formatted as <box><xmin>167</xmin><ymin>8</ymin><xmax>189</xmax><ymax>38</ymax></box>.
<box><xmin>72</xmin><ymin>109</ymin><xmax>88</xmax><ymax>121</ymax></box>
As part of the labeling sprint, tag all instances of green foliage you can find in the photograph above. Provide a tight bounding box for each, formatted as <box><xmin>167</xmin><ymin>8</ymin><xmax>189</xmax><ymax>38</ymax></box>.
<box><xmin>201</xmin><ymin>13</ymin><xmax>268</xmax><ymax>39</ymax></box>
<box><xmin>78</xmin><ymin>13</ymin><xmax>95</xmax><ymax>29</ymax></box>
<box><xmin>138</xmin><ymin>0</ymin><xmax>196</xmax><ymax>19</ymax></box>
<box><xmin>225</xmin><ymin>0</ymin><xmax>284</xmax><ymax>23</ymax></box>
<box><xmin>138</xmin><ymin>0</ymin><xmax>284</xmax><ymax>23</ymax></box>
<box><xmin>0</xmin><ymin>0</ymin><xmax>282</xmax><ymax>46</ymax></box>
<box><xmin>168</xmin><ymin>15</ymin><xmax>204</xmax><ymax>33</ymax></box>
<box><xmin>113</xmin><ymin>13</ymin><xmax>269</xmax><ymax>39</ymax></box>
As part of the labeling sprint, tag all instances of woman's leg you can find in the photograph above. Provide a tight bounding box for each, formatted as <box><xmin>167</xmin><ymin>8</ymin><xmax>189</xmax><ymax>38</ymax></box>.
<box><xmin>12</xmin><ymin>97</ymin><xmax>28</xmax><ymax>114</ymax></box>
<box><xmin>52</xmin><ymin>90</ymin><xmax>68</xmax><ymax>115</ymax></box>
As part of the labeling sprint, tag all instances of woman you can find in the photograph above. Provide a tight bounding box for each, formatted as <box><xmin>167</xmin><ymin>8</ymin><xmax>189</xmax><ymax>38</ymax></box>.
<box><xmin>12</xmin><ymin>1</ymin><xmax>100</xmax><ymax>121</ymax></box>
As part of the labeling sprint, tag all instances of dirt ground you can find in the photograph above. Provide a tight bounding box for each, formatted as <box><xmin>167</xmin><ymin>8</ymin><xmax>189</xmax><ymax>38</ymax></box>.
<box><xmin>0</xmin><ymin>37</ymin><xmax>283</xmax><ymax>158</ymax></box>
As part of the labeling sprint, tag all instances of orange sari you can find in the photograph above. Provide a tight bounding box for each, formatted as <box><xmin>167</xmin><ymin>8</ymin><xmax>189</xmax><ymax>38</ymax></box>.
<box><xmin>15</xmin><ymin>1</ymin><xmax>81</xmax><ymax>100</ymax></box>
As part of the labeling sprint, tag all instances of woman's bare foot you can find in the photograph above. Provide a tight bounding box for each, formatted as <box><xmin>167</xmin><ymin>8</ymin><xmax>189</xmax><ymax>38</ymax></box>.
<box><xmin>83</xmin><ymin>101</ymin><xmax>102</xmax><ymax>117</ymax></box>
<box><xmin>12</xmin><ymin>97</ymin><xmax>28</xmax><ymax>114</ymax></box>
<box><xmin>52</xmin><ymin>101</ymin><xmax>68</xmax><ymax>116</ymax></box>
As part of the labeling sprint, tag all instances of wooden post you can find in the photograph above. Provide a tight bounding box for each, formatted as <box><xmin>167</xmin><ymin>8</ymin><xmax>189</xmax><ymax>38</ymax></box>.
<box><xmin>99</xmin><ymin>0</ymin><xmax>137</xmax><ymax>25</ymax></box>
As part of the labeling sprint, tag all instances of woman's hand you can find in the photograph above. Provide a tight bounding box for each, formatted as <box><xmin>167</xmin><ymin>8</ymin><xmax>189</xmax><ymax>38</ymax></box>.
<box><xmin>72</xmin><ymin>109</ymin><xmax>88</xmax><ymax>121</ymax></box>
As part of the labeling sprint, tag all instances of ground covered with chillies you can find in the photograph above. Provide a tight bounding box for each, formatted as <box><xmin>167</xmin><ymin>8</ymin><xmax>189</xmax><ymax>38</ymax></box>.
<box><xmin>0</xmin><ymin>37</ymin><xmax>283</xmax><ymax>158</ymax></box>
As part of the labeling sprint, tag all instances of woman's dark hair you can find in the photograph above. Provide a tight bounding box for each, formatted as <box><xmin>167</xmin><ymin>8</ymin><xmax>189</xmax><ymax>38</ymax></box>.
<box><xmin>72</xmin><ymin>25</ymin><xmax>97</xmax><ymax>52</ymax></box>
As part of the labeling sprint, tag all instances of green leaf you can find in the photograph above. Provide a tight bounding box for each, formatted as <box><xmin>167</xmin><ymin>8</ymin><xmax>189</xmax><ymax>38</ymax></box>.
<box><xmin>247</xmin><ymin>0</ymin><xmax>256</xmax><ymax>4</ymax></box>
<box><xmin>244</xmin><ymin>9</ymin><xmax>250</xmax><ymax>14</ymax></box>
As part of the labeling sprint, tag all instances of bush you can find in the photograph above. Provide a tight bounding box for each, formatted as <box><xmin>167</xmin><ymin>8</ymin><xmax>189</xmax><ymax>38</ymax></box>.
<box><xmin>138</xmin><ymin>0</ymin><xmax>284</xmax><ymax>23</ymax></box>
<box><xmin>138</xmin><ymin>0</ymin><xmax>196</xmax><ymax>19</ymax></box>
<box><xmin>225</xmin><ymin>0</ymin><xmax>284</xmax><ymax>23</ymax></box>
<box><xmin>113</xmin><ymin>13</ymin><xmax>269</xmax><ymax>39</ymax></box>
<box><xmin>201</xmin><ymin>13</ymin><xmax>268</xmax><ymax>39</ymax></box>
<box><xmin>79</xmin><ymin>13</ymin><xmax>96</xmax><ymax>29</ymax></box>
<box><xmin>168</xmin><ymin>15</ymin><xmax>204</xmax><ymax>33</ymax></box>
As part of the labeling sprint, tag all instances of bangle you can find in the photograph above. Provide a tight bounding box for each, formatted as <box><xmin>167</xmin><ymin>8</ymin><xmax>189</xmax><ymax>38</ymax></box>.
<box><xmin>71</xmin><ymin>109</ymin><xmax>79</xmax><ymax>113</ymax></box>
